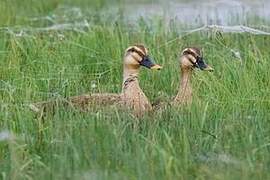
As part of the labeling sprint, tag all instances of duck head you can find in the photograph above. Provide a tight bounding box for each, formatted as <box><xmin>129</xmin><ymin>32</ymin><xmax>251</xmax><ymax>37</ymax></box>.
<box><xmin>124</xmin><ymin>44</ymin><xmax>162</xmax><ymax>71</ymax></box>
<box><xmin>180</xmin><ymin>47</ymin><xmax>213</xmax><ymax>71</ymax></box>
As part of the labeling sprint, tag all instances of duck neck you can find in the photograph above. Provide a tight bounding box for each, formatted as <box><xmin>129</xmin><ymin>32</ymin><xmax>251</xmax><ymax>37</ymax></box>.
<box><xmin>121</xmin><ymin>66</ymin><xmax>152</xmax><ymax>117</ymax></box>
<box><xmin>174</xmin><ymin>68</ymin><xmax>193</xmax><ymax>105</ymax></box>
<box><xmin>122</xmin><ymin>68</ymin><xmax>140</xmax><ymax>93</ymax></box>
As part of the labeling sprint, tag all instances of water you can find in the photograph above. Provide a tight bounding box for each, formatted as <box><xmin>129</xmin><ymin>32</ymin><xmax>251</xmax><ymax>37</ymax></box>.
<box><xmin>119</xmin><ymin>0</ymin><xmax>270</xmax><ymax>26</ymax></box>
<box><xmin>2</xmin><ymin>0</ymin><xmax>270</xmax><ymax>36</ymax></box>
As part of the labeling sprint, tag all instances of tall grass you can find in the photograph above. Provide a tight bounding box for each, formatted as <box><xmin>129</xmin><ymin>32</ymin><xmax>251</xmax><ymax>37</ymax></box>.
<box><xmin>0</xmin><ymin>0</ymin><xmax>270</xmax><ymax>179</ymax></box>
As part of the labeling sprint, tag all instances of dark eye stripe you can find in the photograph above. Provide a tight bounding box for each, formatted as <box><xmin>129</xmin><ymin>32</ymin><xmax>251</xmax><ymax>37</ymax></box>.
<box><xmin>183</xmin><ymin>51</ymin><xmax>198</xmax><ymax>59</ymax></box>
<box><xmin>128</xmin><ymin>48</ymin><xmax>145</xmax><ymax>58</ymax></box>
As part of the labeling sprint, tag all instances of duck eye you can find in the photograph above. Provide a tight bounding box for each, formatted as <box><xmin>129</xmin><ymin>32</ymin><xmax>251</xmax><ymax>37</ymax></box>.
<box><xmin>196</xmin><ymin>57</ymin><xmax>208</xmax><ymax>70</ymax></box>
<box><xmin>197</xmin><ymin>57</ymin><xmax>203</xmax><ymax>62</ymax></box>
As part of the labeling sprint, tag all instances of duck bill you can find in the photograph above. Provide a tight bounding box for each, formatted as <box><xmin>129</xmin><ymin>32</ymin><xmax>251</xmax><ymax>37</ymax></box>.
<box><xmin>140</xmin><ymin>56</ymin><xmax>162</xmax><ymax>70</ymax></box>
<box><xmin>151</xmin><ymin>64</ymin><xmax>162</xmax><ymax>70</ymax></box>
<box><xmin>196</xmin><ymin>57</ymin><xmax>214</xmax><ymax>71</ymax></box>
<box><xmin>203</xmin><ymin>65</ymin><xmax>214</xmax><ymax>71</ymax></box>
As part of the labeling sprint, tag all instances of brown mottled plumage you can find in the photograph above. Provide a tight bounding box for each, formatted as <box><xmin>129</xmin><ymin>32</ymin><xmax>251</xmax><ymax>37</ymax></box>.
<box><xmin>30</xmin><ymin>45</ymin><xmax>162</xmax><ymax>117</ymax></box>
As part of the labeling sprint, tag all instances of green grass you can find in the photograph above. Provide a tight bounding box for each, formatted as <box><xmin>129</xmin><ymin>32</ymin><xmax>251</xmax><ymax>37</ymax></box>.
<box><xmin>1</xmin><ymin>1</ymin><xmax>270</xmax><ymax>180</ymax></box>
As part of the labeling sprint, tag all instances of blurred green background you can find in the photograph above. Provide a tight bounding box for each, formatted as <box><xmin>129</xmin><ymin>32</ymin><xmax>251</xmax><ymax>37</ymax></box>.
<box><xmin>0</xmin><ymin>0</ymin><xmax>270</xmax><ymax>179</ymax></box>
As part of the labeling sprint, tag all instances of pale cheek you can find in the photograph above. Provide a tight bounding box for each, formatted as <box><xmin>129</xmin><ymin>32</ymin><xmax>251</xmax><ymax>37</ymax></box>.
<box><xmin>132</xmin><ymin>53</ymin><xmax>142</xmax><ymax>62</ymax></box>
<box><xmin>181</xmin><ymin>62</ymin><xmax>193</xmax><ymax>69</ymax></box>
<box><xmin>126</xmin><ymin>59</ymin><xmax>139</xmax><ymax>65</ymax></box>
<box><xmin>126</xmin><ymin>57</ymin><xmax>140</xmax><ymax>65</ymax></box>
<box><xmin>182</xmin><ymin>60</ymin><xmax>193</xmax><ymax>67</ymax></box>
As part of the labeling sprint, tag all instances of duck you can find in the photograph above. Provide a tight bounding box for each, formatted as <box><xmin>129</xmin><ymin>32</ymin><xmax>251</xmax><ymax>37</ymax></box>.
<box><xmin>30</xmin><ymin>44</ymin><xmax>162</xmax><ymax>117</ymax></box>
<box><xmin>172</xmin><ymin>47</ymin><xmax>213</xmax><ymax>106</ymax></box>
<box><xmin>119</xmin><ymin>44</ymin><xmax>162</xmax><ymax>116</ymax></box>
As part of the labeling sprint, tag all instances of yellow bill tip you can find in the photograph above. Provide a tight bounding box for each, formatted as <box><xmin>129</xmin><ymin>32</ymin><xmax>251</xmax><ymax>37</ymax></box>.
<box><xmin>204</xmin><ymin>65</ymin><xmax>214</xmax><ymax>72</ymax></box>
<box><xmin>150</xmin><ymin>64</ymin><xmax>162</xmax><ymax>70</ymax></box>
